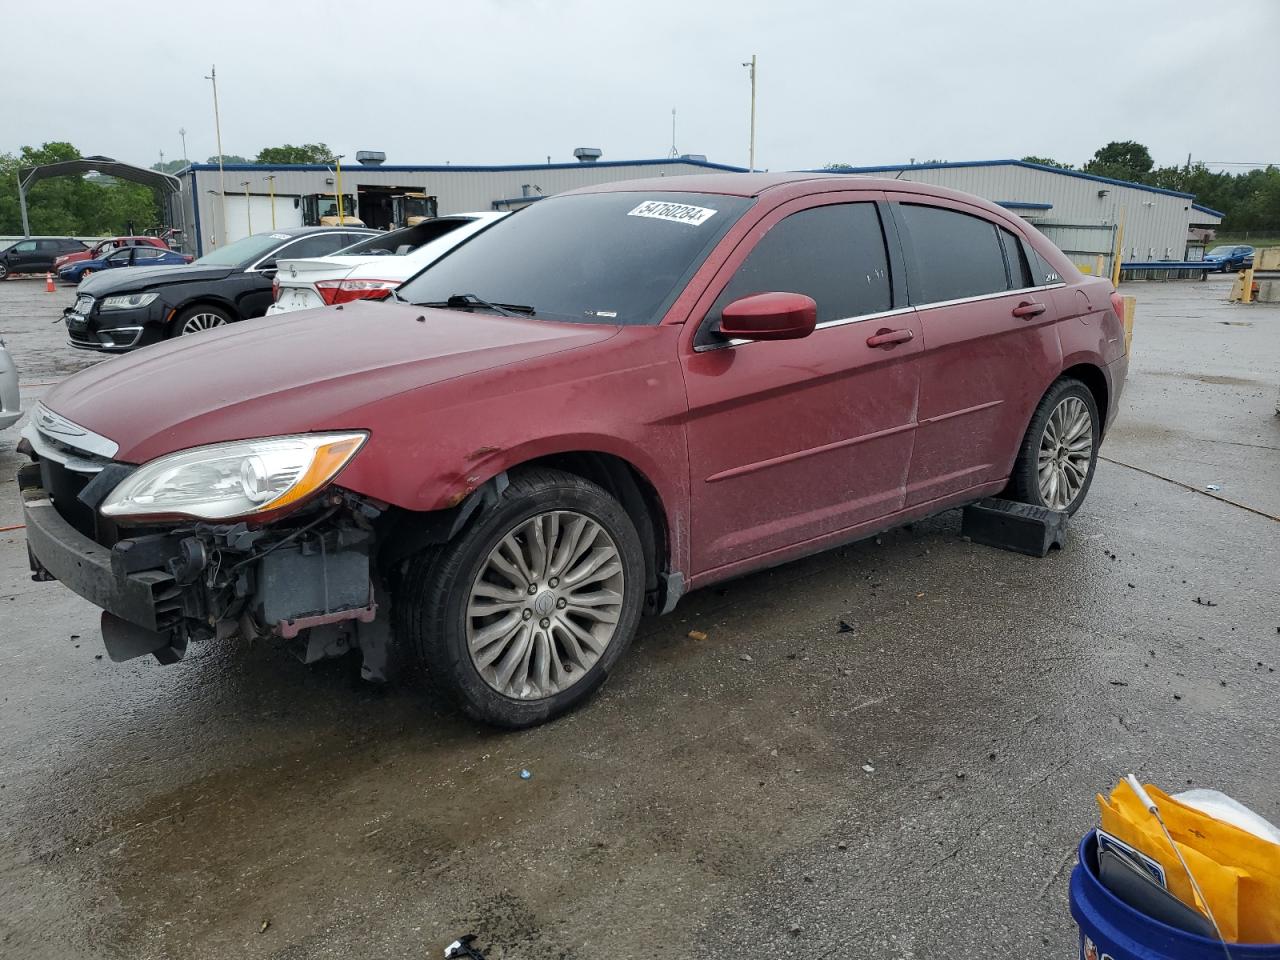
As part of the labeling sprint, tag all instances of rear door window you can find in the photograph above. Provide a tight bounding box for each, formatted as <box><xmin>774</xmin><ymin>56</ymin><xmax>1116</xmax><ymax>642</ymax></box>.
<box><xmin>999</xmin><ymin>227</ymin><xmax>1034</xmax><ymax>289</ymax></box>
<box><xmin>704</xmin><ymin>202</ymin><xmax>891</xmax><ymax>342</ymax></box>
<box><xmin>898</xmin><ymin>204</ymin><xmax>1009</xmax><ymax>304</ymax></box>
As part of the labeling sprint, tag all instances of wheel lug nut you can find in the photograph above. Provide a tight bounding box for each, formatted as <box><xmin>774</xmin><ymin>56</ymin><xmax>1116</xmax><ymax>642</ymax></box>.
<box><xmin>522</xmin><ymin>609</ymin><xmax>532</xmax><ymax>620</ymax></box>
<box><xmin>549</xmin><ymin>577</ymin><xmax>559</xmax><ymax>587</ymax></box>
<box><xmin>527</xmin><ymin>584</ymin><xmax>538</xmax><ymax>595</ymax></box>
<box><xmin>556</xmin><ymin>598</ymin><xmax>566</xmax><ymax>609</ymax></box>
<box><xmin>539</xmin><ymin>618</ymin><xmax>550</xmax><ymax>628</ymax></box>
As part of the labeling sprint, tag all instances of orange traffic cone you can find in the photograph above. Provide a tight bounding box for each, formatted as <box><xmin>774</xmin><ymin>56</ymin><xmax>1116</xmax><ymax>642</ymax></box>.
<box><xmin>45</xmin><ymin>272</ymin><xmax>55</xmax><ymax>293</ymax></box>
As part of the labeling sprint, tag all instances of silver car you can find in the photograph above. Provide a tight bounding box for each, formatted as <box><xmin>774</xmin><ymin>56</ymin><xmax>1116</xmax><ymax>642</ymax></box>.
<box><xmin>0</xmin><ymin>340</ymin><xmax>20</xmax><ymax>431</ymax></box>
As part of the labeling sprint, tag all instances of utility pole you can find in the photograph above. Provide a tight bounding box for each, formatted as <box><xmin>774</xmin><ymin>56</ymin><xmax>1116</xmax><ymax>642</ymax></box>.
<box><xmin>266</xmin><ymin>175</ymin><xmax>277</xmax><ymax>229</ymax></box>
<box><xmin>205</xmin><ymin>65</ymin><xmax>228</xmax><ymax>245</ymax></box>
<box><xmin>328</xmin><ymin>155</ymin><xmax>346</xmax><ymax>223</ymax></box>
<box><xmin>742</xmin><ymin>54</ymin><xmax>757</xmax><ymax>172</ymax></box>
<box><xmin>241</xmin><ymin>181</ymin><xmax>252</xmax><ymax>234</ymax></box>
<box><xmin>668</xmin><ymin>108</ymin><xmax>678</xmax><ymax>159</ymax></box>
<box><xmin>179</xmin><ymin>127</ymin><xmax>189</xmax><ymax>166</ymax></box>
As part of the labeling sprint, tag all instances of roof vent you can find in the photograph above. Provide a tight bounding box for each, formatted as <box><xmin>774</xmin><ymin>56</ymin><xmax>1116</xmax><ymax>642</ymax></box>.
<box><xmin>573</xmin><ymin>147</ymin><xmax>602</xmax><ymax>163</ymax></box>
<box><xmin>680</xmin><ymin>153</ymin><xmax>707</xmax><ymax>162</ymax></box>
<box><xmin>356</xmin><ymin>151</ymin><xmax>386</xmax><ymax>166</ymax></box>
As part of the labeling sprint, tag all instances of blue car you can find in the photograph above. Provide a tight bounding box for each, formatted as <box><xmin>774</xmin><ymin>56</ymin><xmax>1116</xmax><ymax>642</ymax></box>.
<box><xmin>58</xmin><ymin>245</ymin><xmax>190</xmax><ymax>284</ymax></box>
<box><xmin>1203</xmin><ymin>244</ymin><xmax>1254</xmax><ymax>272</ymax></box>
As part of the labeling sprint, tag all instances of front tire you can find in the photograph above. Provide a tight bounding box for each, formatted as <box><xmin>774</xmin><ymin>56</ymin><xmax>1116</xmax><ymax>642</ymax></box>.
<box><xmin>1008</xmin><ymin>378</ymin><xmax>1100</xmax><ymax>515</ymax></box>
<box><xmin>169</xmin><ymin>304</ymin><xmax>231</xmax><ymax>338</ymax></box>
<box><xmin>395</xmin><ymin>468</ymin><xmax>646</xmax><ymax>728</ymax></box>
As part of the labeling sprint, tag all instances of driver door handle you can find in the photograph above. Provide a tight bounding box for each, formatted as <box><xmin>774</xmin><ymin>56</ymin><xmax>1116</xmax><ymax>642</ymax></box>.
<box><xmin>866</xmin><ymin>328</ymin><xmax>914</xmax><ymax>348</ymax></box>
<box><xmin>1012</xmin><ymin>300</ymin><xmax>1046</xmax><ymax>319</ymax></box>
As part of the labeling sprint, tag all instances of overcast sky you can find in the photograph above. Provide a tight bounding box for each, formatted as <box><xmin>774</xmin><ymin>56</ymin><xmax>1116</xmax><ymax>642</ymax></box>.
<box><xmin>4</xmin><ymin>0</ymin><xmax>1278</xmax><ymax>174</ymax></box>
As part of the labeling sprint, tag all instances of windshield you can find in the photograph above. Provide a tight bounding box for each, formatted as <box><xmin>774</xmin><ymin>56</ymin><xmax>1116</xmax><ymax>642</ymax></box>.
<box><xmin>1206</xmin><ymin>246</ymin><xmax>1235</xmax><ymax>256</ymax></box>
<box><xmin>193</xmin><ymin>232</ymin><xmax>292</xmax><ymax>267</ymax></box>
<box><xmin>397</xmin><ymin>192</ymin><xmax>752</xmax><ymax>325</ymax></box>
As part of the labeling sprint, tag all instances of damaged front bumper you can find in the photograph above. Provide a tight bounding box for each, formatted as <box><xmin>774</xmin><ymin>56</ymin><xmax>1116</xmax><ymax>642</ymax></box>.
<box><xmin>18</xmin><ymin>462</ymin><xmax>391</xmax><ymax>677</ymax></box>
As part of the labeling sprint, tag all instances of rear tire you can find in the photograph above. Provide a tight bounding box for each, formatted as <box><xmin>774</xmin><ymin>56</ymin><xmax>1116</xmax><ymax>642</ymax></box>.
<box><xmin>395</xmin><ymin>468</ymin><xmax>645</xmax><ymax>728</ymax></box>
<box><xmin>1008</xmin><ymin>378</ymin><xmax>1100</xmax><ymax>515</ymax></box>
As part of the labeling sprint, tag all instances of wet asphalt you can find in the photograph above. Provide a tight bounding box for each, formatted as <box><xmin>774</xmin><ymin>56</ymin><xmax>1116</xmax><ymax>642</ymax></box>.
<box><xmin>0</xmin><ymin>276</ymin><xmax>1277</xmax><ymax>959</ymax></box>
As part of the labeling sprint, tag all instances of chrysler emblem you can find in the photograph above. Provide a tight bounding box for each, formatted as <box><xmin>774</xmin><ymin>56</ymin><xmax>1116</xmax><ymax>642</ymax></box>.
<box><xmin>36</xmin><ymin>405</ymin><xmax>88</xmax><ymax>439</ymax></box>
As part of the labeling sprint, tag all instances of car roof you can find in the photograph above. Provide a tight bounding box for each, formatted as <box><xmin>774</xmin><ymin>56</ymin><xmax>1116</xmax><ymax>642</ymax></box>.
<box><xmin>262</xmin><ymin>226</ymin><xmax>379</xmax><ymax>238</ymax></box>
<box><xmin>562</xmin><ymin>172</ymin><xmax>1025</xmax><ymax>222</ymax></box>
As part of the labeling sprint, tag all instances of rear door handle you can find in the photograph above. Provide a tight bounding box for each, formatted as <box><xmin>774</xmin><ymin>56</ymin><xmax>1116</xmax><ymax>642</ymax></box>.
<box><xmin>1012</xmin><ymin>300</ymin><xmax>1046</xmax><ymax>318</ymax></box>
<box><xmin>866</xmin><ymin>328</ymin><xmax>914</xmax><ymax>348</ymax></box>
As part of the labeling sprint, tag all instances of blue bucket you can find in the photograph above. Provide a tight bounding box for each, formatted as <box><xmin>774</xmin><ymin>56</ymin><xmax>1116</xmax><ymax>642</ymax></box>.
<box><xmin>1070</xmin><ymin>832</ymin><xmax>1280</xmax><ymax>959</ymax></box>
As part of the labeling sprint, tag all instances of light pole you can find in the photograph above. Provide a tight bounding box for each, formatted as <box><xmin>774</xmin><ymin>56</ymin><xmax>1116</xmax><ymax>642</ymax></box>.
<box><xmin>179</xmin><ymin>127</ymin><xmax>189</xmax><ymax>166</ymax></box>
<box><xmin>206</xmin><ymin>189</ymin><xmax>221</xmax><ymax>249</ymax></box>
<box><xmin>742</xmin><ymin>54</ymin><xmax>757</xmax><ymax>172</ymax></box>
<box><xmin>266</xmin><ymin>175</ymin><xmax>277</xmax><ymax>229</ymax></box>
<box><xmin>241</xmin><ymin>180</ymin><xmax>252</xmax><ymax>234</ymax></box>
<box><xmin>205</xmin><ymin>65</ymin><xmax>228</xmax><ymax>245</ymax></box>
<box><xmin>328</xmin><ymin>155</ymin><xmax>346</xmax><ymax>223</ymax></box>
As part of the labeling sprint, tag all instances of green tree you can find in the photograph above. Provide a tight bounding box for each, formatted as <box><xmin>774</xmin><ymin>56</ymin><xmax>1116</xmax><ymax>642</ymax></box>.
<box><xmin>1022</xmin><ymin>155</ymin><xmax>1074</xmax><ymax>170</ymax></box>
<box><xmin>822</xmin><ymin>162</ymin><xmax>856</xmax><ymax>172</ymax></box>
<box><xmin>151</xmin><ymin>158</ymin><xmax>189</xmax><ymax>175</ymax></box>
<box><xmin>206</xmin><ymin>154</ymin><xmax>250</xmax><ymax>165</ymax></box>
<box><xmin>0</xmin><ymin>142</ymin><xmax>160</xmax><ymax>235</ymax></box>
<box><xmin>1083</xmin><ymin>141</ymin><xmax>1154</xmax><ymax>183</ymax></box>
<box><xmin>255</xmin><ymin>143</ymin><xmax>333</xmax><ymax>164</ymax></box>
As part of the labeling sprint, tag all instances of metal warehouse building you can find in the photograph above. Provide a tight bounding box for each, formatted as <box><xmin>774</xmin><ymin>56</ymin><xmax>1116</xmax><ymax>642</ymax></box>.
<box><xmin>837</xmin><ymin>160</ymin><xmax>1223</xmax><ymax>276</ymax></box>
<box><xmin>170</xmin><ymin>154</ymin><xmax>743</xmax><ymax>257</ymax></box>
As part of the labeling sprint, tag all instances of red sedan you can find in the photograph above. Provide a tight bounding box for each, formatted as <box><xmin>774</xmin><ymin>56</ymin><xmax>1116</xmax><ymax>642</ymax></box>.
<box><xmin>52</xmin><ymin>235</ymin><xmax>169</xmax><ymax>272</ymax></box>
<box><xmin>20</xmin><ymin>173</ymin><xmax>1126</xmax><ymax>727</ymax></box>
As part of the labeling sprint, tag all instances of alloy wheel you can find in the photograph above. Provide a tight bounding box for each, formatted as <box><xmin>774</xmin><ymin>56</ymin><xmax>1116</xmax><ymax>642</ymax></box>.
<box><xmin>180</xmin><ymin>312</ymin><xmax>226</xmax><ymax>335</ymax></box>
<box><xmin>465</xmin><ymin>510</ymin><xmax>625</xmax><ymax>700</ymax></box>
<box><xmin>1036</xmin><ymin>396</ymin><xmax>1094</xmax><ymax>510</ymax></box>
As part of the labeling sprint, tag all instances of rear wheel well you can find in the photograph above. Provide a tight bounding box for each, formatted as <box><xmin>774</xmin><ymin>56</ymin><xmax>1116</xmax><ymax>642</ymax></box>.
<box><xmin>1061</xmin><ymin>363</ymin><xmax>1108</xmax><ymax>427</ymax></box>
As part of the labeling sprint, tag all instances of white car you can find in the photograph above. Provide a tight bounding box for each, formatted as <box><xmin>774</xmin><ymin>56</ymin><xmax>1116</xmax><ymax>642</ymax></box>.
<box><xmin>0</xmin><ymin>339</ymin><xmax>21</xmax><ymax>432</ymax></box>
<box><xmin>266</xmin><ymin>212</ymin><xmax>507</xmax><ymax>314</ymax></box>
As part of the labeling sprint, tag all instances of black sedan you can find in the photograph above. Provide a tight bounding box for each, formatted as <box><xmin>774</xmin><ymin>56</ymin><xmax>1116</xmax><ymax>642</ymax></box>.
<box><xmin>64</xmin><ymin>227</ymin><xmax>377</xmax><ymax>352</ymax></box>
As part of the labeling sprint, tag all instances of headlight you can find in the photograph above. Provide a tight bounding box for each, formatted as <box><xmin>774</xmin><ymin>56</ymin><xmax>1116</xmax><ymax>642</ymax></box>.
<box><xmin>101</xmin><ymin>292</ymin><xmax>159</xmax><ymax>311</ymax></box>
<box><xmin>100</xmin><ymin>433</ymin><xmax>367</xmax><ymax>523</ymax></box>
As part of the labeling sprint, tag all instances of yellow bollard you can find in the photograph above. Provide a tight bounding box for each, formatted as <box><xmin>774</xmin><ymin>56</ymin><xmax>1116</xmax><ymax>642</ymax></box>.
<box><xmin>1122</xmin><ymin>296</ymin><xmax>1136</xmax><ymax>356</ymax></box>
<box><xmin>1096</xmin><ymin>254</ymin><xmax>1105</xmax><ymax>277</ymax></box>
<box><xmin>1242</xmin><ymin>264</ymin><xmax>1255</xmax><ymax>304</ymax></box>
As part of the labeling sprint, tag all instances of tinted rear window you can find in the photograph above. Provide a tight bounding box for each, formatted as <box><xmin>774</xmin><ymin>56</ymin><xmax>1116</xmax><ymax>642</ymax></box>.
<box><xmin>399</xmin><ymin>192</ymin><xmax>752</xmax><ymax>325</ymax></box>
<box><xmin>899</xmin><ymin>204</ymin><xmax>1008</xmax><ymax>303</ymax></box>
<box><xmin>339</xmin><ymin>219</ymin><xmax>472</xmax><ymax>256</ymax></box>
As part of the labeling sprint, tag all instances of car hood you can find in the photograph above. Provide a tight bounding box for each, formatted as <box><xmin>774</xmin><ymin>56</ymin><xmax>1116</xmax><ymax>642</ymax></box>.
<box><xmin>40</xmin><ymin>301</ymin><xmax>619</xmax><ymax>463</ymax></box>
<box><xmin>79</xmin><ymin>263</ymin><xmax>235</xmax><ymax>296</ymax></box>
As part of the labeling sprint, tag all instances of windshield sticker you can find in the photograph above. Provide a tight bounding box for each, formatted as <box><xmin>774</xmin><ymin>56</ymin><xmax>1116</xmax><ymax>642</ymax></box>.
<box><xmin>627</xmin><ymin>201</ymin><xmax>718</xmax><ymax>227</ymax></box>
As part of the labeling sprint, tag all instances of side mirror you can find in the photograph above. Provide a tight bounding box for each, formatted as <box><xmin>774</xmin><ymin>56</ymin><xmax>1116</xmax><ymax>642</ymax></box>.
<box><xmin>718</xmin><ymin>291</ymin><xmax>817</xmax><ymax>342</ymax></box>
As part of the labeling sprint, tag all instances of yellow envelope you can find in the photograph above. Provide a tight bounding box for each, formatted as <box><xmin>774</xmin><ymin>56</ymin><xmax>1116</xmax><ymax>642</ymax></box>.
<box><xmin>1097</xmin><ymin>782</ymin><xmax>1280</xmax><ymax>944</ymax></box>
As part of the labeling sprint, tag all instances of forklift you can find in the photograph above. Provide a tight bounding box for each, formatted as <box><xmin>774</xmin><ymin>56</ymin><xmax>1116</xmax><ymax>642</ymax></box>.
<box><xmin>391</xmin><ymin>192</ymin><xmax>438</xmax><ymax>227</ymax></box>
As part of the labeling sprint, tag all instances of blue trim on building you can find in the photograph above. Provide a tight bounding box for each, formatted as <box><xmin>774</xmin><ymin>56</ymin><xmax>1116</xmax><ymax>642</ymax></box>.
<box><xmin>175</xmin><ymin>157</ymin><xmax>748</xmax><ymax>177</ymax></box>
<box><xmin>996</xmin><ymin>200</ymin><xmax>1053</xmax><ymax>210</ymax></box>
<box><xmin>817</xmin><ymin>159</ymin><xmax>1199</xmax><ymax>202</ymax></box>
<box><xmin>1191</xmin><ymin>202</ymin><xmax>1226</xmax><ymax>219</ymax></box>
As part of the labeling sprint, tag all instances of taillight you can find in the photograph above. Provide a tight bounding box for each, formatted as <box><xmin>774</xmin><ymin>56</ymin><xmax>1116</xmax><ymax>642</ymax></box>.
<box><xmin>314</xmin><ymin>279</ymin><xmax>398</xmax><ymax>305</ymax></box>
<box><xmin>271</xmin><ymin>276</ymin><xmax>280</xmax><ymax>301</ymax></box>
<box><xmin>1110</xmin><ymin>291</ymin><xmax>1124</xmax><ymax>318</ymax></box>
